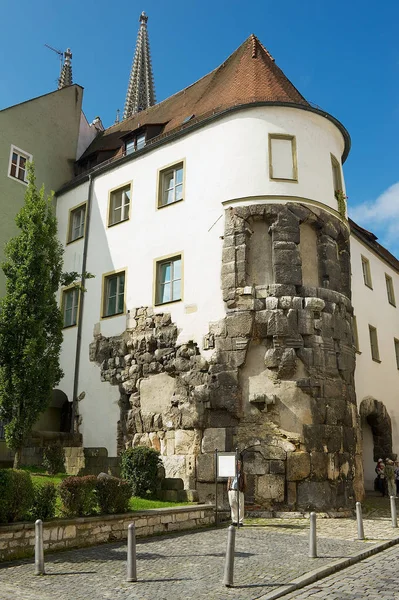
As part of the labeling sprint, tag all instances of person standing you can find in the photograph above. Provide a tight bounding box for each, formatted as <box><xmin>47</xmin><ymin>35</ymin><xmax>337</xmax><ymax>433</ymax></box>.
<box><xmin>375</xmin><ymin>459</ymin><xmax>385</xmax><ymax>496</ymax></box>
<box><xmin>227</xmin><ymin>460</ymin><xmax>247</xmax><ymax>527</ymax></box>
<box><xmin>385</xmin><ymin>459</ymin><xmax>396</xmax><ymax>498</ymax></box>
<box><xmin>395</xmin><ymin>461</ymin><xmax>399</xmax><ymax>496</ymax></box>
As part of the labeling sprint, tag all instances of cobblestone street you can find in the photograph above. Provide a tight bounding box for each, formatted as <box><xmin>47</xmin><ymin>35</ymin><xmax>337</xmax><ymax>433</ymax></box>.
<box><xmin>1</xmin><ymin>517</ymin><xmax>399</xmax><ymax>600</ymax></box>
<box><xmin>283</xmin><ymin>543</ymin><xmax>399</xmax><ymax>599</ymax></box>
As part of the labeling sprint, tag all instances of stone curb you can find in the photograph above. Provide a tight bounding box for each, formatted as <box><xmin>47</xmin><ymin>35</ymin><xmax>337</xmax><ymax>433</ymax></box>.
<box><xmin>255</xmin><ymin>534</ymin><xmax>399</xmax><ymax>600</ymax></box>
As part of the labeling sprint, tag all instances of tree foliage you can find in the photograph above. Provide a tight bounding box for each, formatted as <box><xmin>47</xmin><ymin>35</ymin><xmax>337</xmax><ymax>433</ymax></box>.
<box><xmin>0</xmin><ymin>163</ymin><xmax>64</xmax><ymax>463</ymax></box>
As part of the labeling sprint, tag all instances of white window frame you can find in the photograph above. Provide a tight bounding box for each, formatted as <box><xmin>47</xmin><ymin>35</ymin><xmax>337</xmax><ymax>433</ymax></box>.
<box><xmin>369</xmin><ymin>325</ymin><xmax>380</xmax><ymax>362</ymax></box>
<box><xmin>158</xmin><ymin>161</ymin><xmax>185</xmax><ymax>208</ymax></box>
<box><xmin>62</xmin><ymin>287</ymin><xmax>80</xmax><ymax>328</ymax></box>
<box><xmin>385</xmin><ymin>274</ymin><xmax>396</xmax><ymax>307</ymax></box>
<box><xmin>331</xmin><ymin>154</ymin><xmax>343</xmax><ymax>193</ymax></box>
<box><xmin>155</xmin><ymin>254</ymin><xmax>182</xmax><ymax>305</ymax></box>
<box><xmin>394</xmin><ymin>338</ymin><xmax>399</xmax><ymax>370</ymax></box>
<box><xmin>102</xmin><ymin>270</ymin><xmax>126</xmax><ymax>318</ymax></box>
<box><xmin>68</xmin><ymin>203</ymin><xmax>86</xmax><ymax>243</ymax></box>
<box><xmin>7</xmin><ymin>145</ymin><xmax>32</xmax><ymax>185</ymax></box>
<box><xmin>361</xmin><ymin>256</ymin><xmax>372</xmax><ymax>289</ymax></box>
<box><xmin>126</xmin><ymin>132</ymin><xmax>146</xmax><ymax>155</ymax></box>
<box><xmin>268</xmin><ymin>134</ymin><xmax>298</xmax><ymax>182</ymax></box>
<box><xmin>108</xmin><ymin>183</ymin><xmax>131</xmax><ymax>227</ymax></box>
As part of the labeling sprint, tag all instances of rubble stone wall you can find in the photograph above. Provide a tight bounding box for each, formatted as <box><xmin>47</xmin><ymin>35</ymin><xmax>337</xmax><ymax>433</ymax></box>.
<box><xmin>88</xmin><ymin>203</ymin><xmax>364</xmax><ymax>511</ymax></box>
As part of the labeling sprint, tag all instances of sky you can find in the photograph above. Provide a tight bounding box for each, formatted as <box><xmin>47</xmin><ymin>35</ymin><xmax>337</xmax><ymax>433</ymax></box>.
<box><xmin>0</xmin><ymin>0</ymin><xmax>398</xmax><ymax>255</ymax></box>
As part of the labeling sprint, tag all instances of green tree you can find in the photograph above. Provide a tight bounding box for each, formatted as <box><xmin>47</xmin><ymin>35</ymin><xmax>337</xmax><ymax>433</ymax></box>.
<box><xmin>0</xmin><ymin>163</ymin><xmax>64</xmax><ymax>468</ymax></box>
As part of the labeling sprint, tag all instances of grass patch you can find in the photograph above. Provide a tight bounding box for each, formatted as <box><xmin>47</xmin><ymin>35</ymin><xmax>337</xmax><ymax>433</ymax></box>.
<box><xmin>129</xmin><ymin>497</ymin><xmax>193</xmax><ymax>511</ymax></box>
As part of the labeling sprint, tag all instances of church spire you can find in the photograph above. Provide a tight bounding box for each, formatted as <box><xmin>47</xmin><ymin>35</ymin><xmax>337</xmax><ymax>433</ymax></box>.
<box><xmin>123</xmin><ymin>11</ymin><xmax>156</xmax><ymax>120</ymax></box>
<box><xmin>58</xmin><ymin>48</ymin><xmax>73</xmax><ymax>89</ymax></box>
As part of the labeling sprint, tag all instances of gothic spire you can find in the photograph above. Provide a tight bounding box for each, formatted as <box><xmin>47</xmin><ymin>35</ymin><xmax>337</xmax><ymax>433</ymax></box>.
<box><xmin>123</xmin><ymin>11</ymin><xmax>156</xmax><ymax>120</ymax></box>
<box><xmin>58</xmin><ymin>48</ymin><xmax>73</xmax><ymax>89</ymax></box>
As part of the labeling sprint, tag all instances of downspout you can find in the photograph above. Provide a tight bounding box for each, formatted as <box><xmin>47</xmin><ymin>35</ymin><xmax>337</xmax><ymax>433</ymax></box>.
<box><xmin>71</xmin><ymin>173</ymin><xmax>94</xmax><ymax>433</ymax></box>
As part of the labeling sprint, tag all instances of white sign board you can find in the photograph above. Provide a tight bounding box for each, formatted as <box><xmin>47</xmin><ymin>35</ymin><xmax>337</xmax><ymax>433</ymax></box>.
<box><xmin>217</xmin><ymin>453</ymin><xmax>236</xmax><ymax>478</ymax></box>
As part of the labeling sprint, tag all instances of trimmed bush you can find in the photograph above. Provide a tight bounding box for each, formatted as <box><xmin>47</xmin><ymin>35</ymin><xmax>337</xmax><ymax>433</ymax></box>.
<box><xmin>96</xmin><ymin>476</ymin><xmax>131</xmax><ymax>514</ymax></box>
<box><xmin>42</xmin><ymin>444</ymin><xmax>66</xmax><ymax>475</ymax></box>
<box><xmin>120</xmin><ymin>446</ymin><xmax>161</xmax><ymax>498</ymax></box>
<box><xmin>0</xmin><ymin>469</ymin><xmax>34</xmax><ymax>523</ymax></box>
<box><xmin>30</xmin><ymin>482</ymin><xmax>57</xmax><ymax>521</ymax></box>
<box><xmin>59</xmin><ymin>475</ymin><xmax>98</xmax><ymax>517</ymax></box>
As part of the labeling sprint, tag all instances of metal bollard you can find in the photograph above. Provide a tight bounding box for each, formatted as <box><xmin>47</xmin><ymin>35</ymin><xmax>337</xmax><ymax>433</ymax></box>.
<box><xmin>356</xmin><ymin>502</ymin><xmax>364</xmax><ymax>540</ymax></box>
<box><xmin>308</xmin><ymin>512</ymin><xmax>317</xmax><ymax>558</ymax></box>
<box><xmin>390</xmin><ymin>496</ymin><xmax>397</xmax><ymax>528</ymax></box>
<box><xmin>127</xmin><ymin>523</ymin><xmax>137</xmax><ymax>582</ymax></box>
<box><xmin>34</xmin><ymin>519</ymin><xmax>45</xmax><ymax>575</ymax></box>
<box><xmin>223</xmin><ymin>524</ymin><xmax>236</xmax><ymax>587</ymax></box>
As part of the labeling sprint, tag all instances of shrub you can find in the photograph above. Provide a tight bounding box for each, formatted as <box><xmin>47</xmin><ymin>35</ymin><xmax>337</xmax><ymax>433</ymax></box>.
<box><xmin>42</xmin><ymin>444</ymin><xmax>66</xmax><ymax>475</ymax></box>
<box><xmin>0</xmin><ymin>469</ymin><xmax>34</xmax><ymax>523</ymax></box>
<box><xmin>96</xmin><ymin>476</ymin><xmax>131</xmax><ymax>514</ymax></box>
<box><xmin>59</xmin><ymin>475</ymin><xmax>97</xmax><ymax>517</ymax></box>
<box><xmin>120</xmin><ymin>446</ymin><xmax>161</xmax><ymax>498</ymax></box>
<box><xmin>30</xmin><ymin>481</ymin><xmax>57</xmax><ymax>521</ymax></box>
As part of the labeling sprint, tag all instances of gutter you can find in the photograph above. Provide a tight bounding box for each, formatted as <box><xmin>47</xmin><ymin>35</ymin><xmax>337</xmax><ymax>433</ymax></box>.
<box><xmin>70</xmin><ymin>173</ymin><xmax>94</xmax><ymax>433</ymax></box>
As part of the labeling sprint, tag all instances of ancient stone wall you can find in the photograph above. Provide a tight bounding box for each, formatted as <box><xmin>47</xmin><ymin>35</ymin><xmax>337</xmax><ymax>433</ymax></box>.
<box><xmin>88</xmin><ymin>203</ymin><xmax>364</xmax><ymax>511</ymax></box>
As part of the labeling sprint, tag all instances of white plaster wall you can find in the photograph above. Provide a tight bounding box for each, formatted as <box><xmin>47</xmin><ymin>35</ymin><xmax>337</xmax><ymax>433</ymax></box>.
<box><xmin>56</xmin><ymin>105</ymin><xmax>346</xmax><ymax>455</ymax></box>
<box><xmin>351</xmin><ymin>235</ymin><xmax>399</xmax><ymax>457</ymax></box>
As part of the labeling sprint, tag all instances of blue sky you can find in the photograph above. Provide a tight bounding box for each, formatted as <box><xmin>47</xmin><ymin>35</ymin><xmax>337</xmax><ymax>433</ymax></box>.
<box><xmin>1</xmin><ymin>0</ymin><xmax>398</xmax><ymax>255</ymax></box>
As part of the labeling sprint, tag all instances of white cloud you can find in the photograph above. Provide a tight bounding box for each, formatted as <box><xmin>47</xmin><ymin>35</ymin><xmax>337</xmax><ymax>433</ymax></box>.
<box><xmin>350</xmin><ymin>182</ymin><xmax>399</xmax><ymax>256</ymax></box>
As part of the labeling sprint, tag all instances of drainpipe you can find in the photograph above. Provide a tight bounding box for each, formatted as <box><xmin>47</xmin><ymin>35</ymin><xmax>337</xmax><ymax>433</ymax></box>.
<box><xmin>71</xmin><ymin>173</ymin><xmax>94</xmax><ymax>434</ymax></box>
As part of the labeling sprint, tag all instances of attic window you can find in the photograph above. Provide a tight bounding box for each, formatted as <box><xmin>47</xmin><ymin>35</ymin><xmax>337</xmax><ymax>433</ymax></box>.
<box><xmin>126</xmin><ymin>132</ymin><xmax>146</xmax><ymax>155</ymax></box>
<box><xmin>182</xmin><ymin>114</ymin><xmax>194</xmax><ymax>124</ymax></box>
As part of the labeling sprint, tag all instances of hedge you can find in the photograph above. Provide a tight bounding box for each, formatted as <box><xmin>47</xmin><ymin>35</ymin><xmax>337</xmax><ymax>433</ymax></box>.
<box><xmin>121</xmin><ymin>446</ymin><xmax>161</xmax><ymax>498</ymax></box>
<box><xmin>0</xmin><ymin>469</ymin><xmax>34</xmax><ymax>523</ymax></box>
<box><xmin>59</xmin><ymin>475</ymin><xmax>98</xmax><ymax>517</ymax></box>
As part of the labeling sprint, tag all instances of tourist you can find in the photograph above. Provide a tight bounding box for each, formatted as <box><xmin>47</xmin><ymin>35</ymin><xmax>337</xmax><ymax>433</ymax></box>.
<box><xmin>395</xmin><ymin>461</ymin><xmax>399</xmax><ymax>495</ymax></box>
<box><xmin>385</xmin><ymin>459</ymin><xmax>396</xmax><ymax>498</ymax></box>
<box><xmin>227</xmin><ymin>459</ymin><xmax>247</xmax><ymax>527</ymax></box>
<box><xmin>375</xmin><ymin>459</ymin><xmax>385</xmax><ymax>496</ymax></box>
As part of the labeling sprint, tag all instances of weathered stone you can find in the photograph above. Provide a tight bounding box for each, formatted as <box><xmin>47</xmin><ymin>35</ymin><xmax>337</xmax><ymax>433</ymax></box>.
<box><xmin>269</xmin><ymin>460</ymin><xmax>285</xmax><ymax>474</ymax></box>
<box><xmin>174</xmin><ymin>429</ymin><xmax>201</xmax><ymax>455</ymax></box>
<box><xmin>267</xmin><ymin>310</ymin><xmax>288</xmax><ymax>336</ymax></box>
<box><xmin>196</xmin><ymin>453</ymin><xmax>215</xmax><ymax>482</ymax></box>
<box><xmin>161</xmin><ymin>477</ymin><xmax>184</xmax><ymax>491</ymax></box>
<box><xmin>304</xmin><ymin>297</ymin><xmax>325</xmax><ymax>311</ymax></box>
<box><xmin>297</xmin><ymin>481</ymin><xmax>332</xmax><ymax>510</ymax></box>
<box><xmin>277</xmin><ymin>348</ymin><xmax>297</xmax><ymax>379</ymax></box>
<box><xmin>310</xmin><ymin>452</ymin><xmax>328</xmax><ymax>478</ymax></box>
<box><xmin>256</xmin><ymin>474</ymin><xmax>285</xmax><ymax>503</ymax></box>
<box><xmin>225</xmin><ymin>312</ymin><xmax>253</xmax><ymax>338</ymax></box>
<box><xmin>140</xmin><ymin>372</ymin><xmax>176</xmax><ymax>413</ymax></box>
<box><xmin>287</xmin><ymin>452</ymin><xmax>311</xmax><ymax>481</ymax></box>
<box><xmin>201</xmin><ymin>428</ymin><xmax>227</xmax><ymax>453</ymax></box>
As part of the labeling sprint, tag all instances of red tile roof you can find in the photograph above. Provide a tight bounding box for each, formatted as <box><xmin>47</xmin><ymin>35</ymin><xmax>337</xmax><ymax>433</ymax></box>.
<box><xmin>79</xmin><ymin>35</ymin><xmax>309</xmax><ymax>162</ymax></box>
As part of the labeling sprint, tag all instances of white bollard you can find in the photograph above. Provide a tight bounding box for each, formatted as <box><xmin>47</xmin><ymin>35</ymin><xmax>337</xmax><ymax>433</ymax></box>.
<box><xmin>356</xmin><ymin>502</ymin><xmax>364</xmax><ymax>540</ymax></box>
<box><xmin>390</xmin><ymin>496</ymin><xmax>397</xmax><ymax>528</ymax></box>
<box><xmin>127</xmin><ymin>523</ymin><xmax>137</xmax><ymax>582</ymax></box>
<box><xmin>34</xmin><ymin>519</ymin><xmax>45</xmax><ymax>575</ymax></box>
<box><xmin>308</xmin><ymin>512</ymin><xmax>317</xmax><ymax>558</ymax></box>
<box><xmin>223</xmin><ymin>525</ymin><xmax>236</xmax><ymax>587</ymax></box>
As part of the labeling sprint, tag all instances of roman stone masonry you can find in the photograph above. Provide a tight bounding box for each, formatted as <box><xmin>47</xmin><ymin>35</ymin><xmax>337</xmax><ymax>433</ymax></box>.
<box><xmin>89</xmin><ymin>202</ymin><xmax>364</xmax><ymax>511</ymax></box>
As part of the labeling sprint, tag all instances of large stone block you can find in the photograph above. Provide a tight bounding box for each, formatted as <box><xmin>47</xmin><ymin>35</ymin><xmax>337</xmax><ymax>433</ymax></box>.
<box><xmin>140</xmin><ymin>372</ymin><xmax>176</xmax><ymax>413</ymax></box>
<box><xmin>297</xmin><ymin>481</ymin><xmax>332</xmax><ymax>510</ymax></box>
<box><xmin>310</xmin><ymin>452</ymin><xmax>328</xmax><ymax>478</ymax></box>
<box><xmin>287</xmin><ymin>452</ymin><xmax>310</xmax><ymax>481</ymax></box>
<box><xmin>225</xmin><ymin>312</ymin><xmax>253</xmax><ymax>338</ymax></box>
<box><xmin>196</xmin><ymin>453</ymin><xmax>215</xmax><ymax>482</ymax></box>
<box><xmin>202</xmin><ymin>428</ymin><xmax>227</xmax><ymax>453</ymax></box>
<box><xmin>256</xmin><ymin>474</ymin><xmax>285</xmax><ymax>503</ymax></box>
<box><xmin>174</xmin><ymin>429</ymin><xmax>201</xmax><ymax>455</ymax></box>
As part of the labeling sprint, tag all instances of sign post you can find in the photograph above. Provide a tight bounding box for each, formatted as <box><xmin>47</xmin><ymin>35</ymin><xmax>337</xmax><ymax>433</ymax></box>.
<box><xmin>215</xmin><ymin>450</ymin><xmax>236</xmax><ymax>524</ymax></box>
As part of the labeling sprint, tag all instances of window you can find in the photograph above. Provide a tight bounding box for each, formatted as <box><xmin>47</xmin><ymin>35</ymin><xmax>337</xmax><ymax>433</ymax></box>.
<box><xmin>155</xmin><ymin>255</ymin><xmax>182</xmax><ymax>305</ymax></box>
<box><xmin>385</xmin><ymin>274</ymin><xmax>396</xmax><ymax>306</ymax></box>
<box><xmin>62</xmin><ymin>287</ymin><xmax>80</xmax><ymax>328</ymax></box>
<box><xmin>126</xmin><ymin>132</ymin><xmax>146</xmax><ymax>155</ymax></box>
<box><xmin>369</xmin><ymin>325</ymin><xmax>380</xmax><ymax>362</ymax></box>
<box><xmin>108</xmin><ymin>184</ymin><xmax>131</xmax><ymax>226</ymax></box>
<box><xmin>331</xmin><ymin>154</ymin><xmax>342</xmax><ymax>193</ymax></box>
<box><xmin>68</xmin><ymin>203</ymin><xmax>86</xmax><ymax>243</ymax></box>
<box><xmin>269</xmin><ymin>134</ymin><xmax>297</xmax><ymax>181</ymax></box>
<box><xmin>158</xmin><ymin>162</ymin><xmax>184</xmax><ymax>207</ymax></box>
<box><xmin>8</xmin><ymin>145</ymin><xmax>31</xmax><ymax>183</ymax></box>
<box><xmin>395</xmin><ymin>339</ymin><xmax>399</xmax><ymax>369</ymax></box>
<box><xmin>103</xmin><ymin>271</ymin><xmax>125</xmax><ymax>317</ymax></box>
<box><xmin>361</xmin><ymin>256</ymin><xmax>372</xmax><ymax>288</ymax></box>
<box><xmin>352</xmin><ymin>316</ymin><xmax>360</xmax><ymax>352</ymax></box>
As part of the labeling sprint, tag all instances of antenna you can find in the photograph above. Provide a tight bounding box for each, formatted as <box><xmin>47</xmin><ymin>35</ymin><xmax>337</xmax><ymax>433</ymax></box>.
<box><xmin>44</xmin><ymin>43</ymin><xmax>63</xmax><ymax>85</ymax></box>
